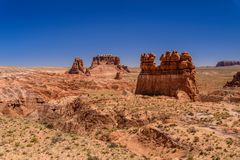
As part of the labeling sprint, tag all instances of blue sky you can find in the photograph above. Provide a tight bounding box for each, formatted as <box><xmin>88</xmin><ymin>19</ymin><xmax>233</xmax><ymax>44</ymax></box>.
<box><xmin>0</xmin><ymin>0</ymin><xmax>240</xmax><ymax>67</ymax></box>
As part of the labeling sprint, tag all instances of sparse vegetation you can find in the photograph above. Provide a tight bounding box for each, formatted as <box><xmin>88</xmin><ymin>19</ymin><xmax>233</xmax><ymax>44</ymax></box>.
<box><xmin>0</xmin><ymin>66</ymin><xmax>240</xmax><ymax>160</ymax></box>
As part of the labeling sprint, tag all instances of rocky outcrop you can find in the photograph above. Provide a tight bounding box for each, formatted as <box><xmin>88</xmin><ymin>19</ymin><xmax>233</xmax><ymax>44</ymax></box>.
<box><xmin>224</xmin><ymin>72</ymin><xmax>240</xmax><ymax>87</ymax></box>
<box><xmin>39</xmin><ymin>97</ymin><xmax>115</xmax><ymax>134</ymax></box>
<box><xmin>138</xmin><ymin>126</ymin><xmax>188</xmax><ymax>149</ymax></box>
<box><xmin>89</xmin><ymin>54</ymin><xmax>130</xmax><ymax>73</ymax></box>
<box><xmin>216</xmin><ymin>61</ymin><xmax>240</xmax><ymax>67</ymax></box>
<box><xmin>68</xmin><ymin>57</ymin><xmax>85</xmax><ymax>74</ymax></box>
<box><xmin>135</xmin><ymin>51</ymin><xmax>198</xmax><ymax>101</ymax></box>
<box><xmin>91</xmin><ymin>54</ymin><xmax>120</xmax><ymax>68</ymax></box>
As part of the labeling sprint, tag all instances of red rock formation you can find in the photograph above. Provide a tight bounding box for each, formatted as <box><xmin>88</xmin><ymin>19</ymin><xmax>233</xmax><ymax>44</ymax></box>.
<box><xmin>90</xmin><ymin>54</ymin><xmax>120</xmax><ymax>68</ymax></box>
<box><xmin>135</xmin><ymin>51</ymin><xmax>198</xmax><ymax>101</ymax></box>
<box><xmin>89</xmin><ymin>54</ymin><xmax>130</xmax><ymax>73</ymax></box>
<box><xmin>68</xmin><ymin>57</ymin><xmax>85</xmax><ymax>74</ymax></box>
<box><xmin>224</xmin><ymin>72</ymin><xmax>240</xmax><ymax>87</ymax></box>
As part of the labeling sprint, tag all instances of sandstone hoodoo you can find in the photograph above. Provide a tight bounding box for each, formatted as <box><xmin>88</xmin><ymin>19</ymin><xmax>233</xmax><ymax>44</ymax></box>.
<box><xmin>216</xmin><ymin>61</ymin><xmax>240</xmax><ymax>67</ymax></box>
<box><xmin>89</xmin><ymin>54</ymin><xmax>130</xmax><ymax>74</ymax></box>
<box><xmin>68</xmin><ymin>57</ymin><xmax>85</xmax><ymax>74</ymax></box>
<box><xmin>224</xmin><ymin>72</ymin><xmax>240</xmax><ymax>87</ymax></box>
<box><xmin>115</xmin><ymin>72</ymin><xmax>122</xmax><ymax>80</ymax></box>
<box><xmin>135</xmin><ymin>51</ymin><xmax>198</xmax><ymax>101</ymax></box>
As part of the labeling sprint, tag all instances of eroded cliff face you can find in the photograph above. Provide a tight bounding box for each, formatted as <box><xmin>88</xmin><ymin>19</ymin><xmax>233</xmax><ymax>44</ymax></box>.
<box><xmin>135</xmin><ymin>51</ymin><xmax>198</xmax><ymax>101</ymax></box>
<box><xmin>136</xmin><ymin>71</ymin><xmax>198</xmax><ymax>100</ymax></box>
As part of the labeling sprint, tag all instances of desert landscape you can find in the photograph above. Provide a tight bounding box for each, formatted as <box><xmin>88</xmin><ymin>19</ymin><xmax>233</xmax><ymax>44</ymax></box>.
<box><xmin>0</xmin><ymin>53</ymin><xmax>240</xmax><ymax>160</ymax></box>
<box><xmin>1</xmin><ymin>0</ymin><xmax>240</xmax><ymax>159</ymax></box>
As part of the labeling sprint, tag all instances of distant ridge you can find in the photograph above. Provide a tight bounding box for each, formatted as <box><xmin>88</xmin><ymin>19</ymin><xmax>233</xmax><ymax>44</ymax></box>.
<box><xmin>216</xmin><ymin>61</ymin><xmax>240</xmax><ymax>67</ymax></box>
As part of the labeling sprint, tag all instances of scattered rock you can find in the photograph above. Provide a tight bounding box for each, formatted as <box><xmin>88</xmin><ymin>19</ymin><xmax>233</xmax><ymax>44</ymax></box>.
<box><xmin>176</xmin><ymin>90</ymin><xmax>191</xmax><ymax>102</ymax></box>
<box><xmin>122</xmin><ymin>90</ymin><xmax>133</xmax><ymax>96</ymax></box>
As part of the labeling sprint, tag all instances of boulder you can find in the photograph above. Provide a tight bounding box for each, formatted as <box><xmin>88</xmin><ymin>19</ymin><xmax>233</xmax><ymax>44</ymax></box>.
<box><xmin>115</xmin><ymin>72</ymin><xmax>122</xmax><ymax>80</ymax></box>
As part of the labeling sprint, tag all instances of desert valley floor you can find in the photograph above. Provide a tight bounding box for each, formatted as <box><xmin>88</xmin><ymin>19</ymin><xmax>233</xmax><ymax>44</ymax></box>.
<box><xmin>0</xmin><ymin>66</ymin><xmax>240</xmax><ymax>160</ymax></box>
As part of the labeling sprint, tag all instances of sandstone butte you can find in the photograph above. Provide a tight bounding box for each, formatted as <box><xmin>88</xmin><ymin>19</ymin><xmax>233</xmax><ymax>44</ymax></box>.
<box><xmin>89</xmin><ymin>54</ymin><xmax>130</xmax><ymax>73</ymax></box>
<box><xmin>135</xmin><ymin>51</ymin><xmax>199</xmax><ymax>101</ymax></box>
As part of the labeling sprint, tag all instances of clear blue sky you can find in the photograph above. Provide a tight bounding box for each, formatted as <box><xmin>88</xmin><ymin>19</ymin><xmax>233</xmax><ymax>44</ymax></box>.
<box><xmin>0</xmin><ymin>0</ymin><xmax>240</xmax><ymax>67</ymax></box>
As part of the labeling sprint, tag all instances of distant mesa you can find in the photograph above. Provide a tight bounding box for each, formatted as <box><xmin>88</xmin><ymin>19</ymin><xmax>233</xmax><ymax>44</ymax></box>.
<box><xmin>224</xmin><ymin>72</ymin><xmax>240</xmax><ymax>88</ymax></box>
<box><xmin>216</xmin><ymin>61</ymin><xmax>240</xmax><ymax>67</ymax></box>
<box><xmin>135</xmin><ymin>51</ymin><xmax>198</xmax><ymax>101</ymax></box>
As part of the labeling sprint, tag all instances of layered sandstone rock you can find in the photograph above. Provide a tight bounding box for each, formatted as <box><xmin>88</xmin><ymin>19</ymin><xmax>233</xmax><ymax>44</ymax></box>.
<box><xmin>68</xmin><ymin>57</ymin><xmax>85</xmax><ymax>74</ymax></box>
<box><xmin>216</xmin><ymin>61</ymin><xmax>240</xmax><ymax>67</ymax></box>
<box><xmin>135</xmin><ymin>51</ymin><xmax>198</xmax><ymax>101</ymax></box>
<box><xmin>224</xmin><ymin>72</ymin><xmax>240</xmax><ymax>87</ymax></box>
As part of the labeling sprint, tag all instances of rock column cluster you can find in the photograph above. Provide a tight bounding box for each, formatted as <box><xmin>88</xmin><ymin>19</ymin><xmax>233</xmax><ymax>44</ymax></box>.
<box><xmin>135</xmin><ymin>51</ymin><xmax>198</xmax><ymax>101</ymax></box>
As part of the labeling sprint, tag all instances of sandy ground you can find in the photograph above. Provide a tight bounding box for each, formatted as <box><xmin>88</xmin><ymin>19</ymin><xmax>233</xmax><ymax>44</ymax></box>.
<box><xmin>0</xmin><ymin>66</ymin><xmax>240</xmax><ymax>160</ymax></box>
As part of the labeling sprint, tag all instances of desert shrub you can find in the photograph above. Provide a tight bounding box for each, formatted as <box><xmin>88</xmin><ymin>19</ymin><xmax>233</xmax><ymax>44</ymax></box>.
<box><xmin>30</xmin><ymin>136</ymin><xmax>38</xmax><ymax>143</ymax></box>
<box><xmin>87</xmin><ymin>153</ymin><xmax>99</xmax><ymax>160</ymax></box>
<box><xmin>187</xmin><ymin>127</ymin><xmax>197</xmax><ymax>134</ymax></box>
<box><xmin>226</xmin><ymin>138</ymin><xmax>233</xmax><ymax>145</ymax></box>
<box><xmin>107</xmin><ymin>142</ymin><xmax>118</xmax><ymax>148</ymax></box>
<box><xmin>51</xmin><ymin>134</ymin><xmax>64</xmax><ymax>144</ymax></box>
<box><xmin>43</xmin><ymin>122</ymin><xmax>54</xmax><ymax>129</ymax></box>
